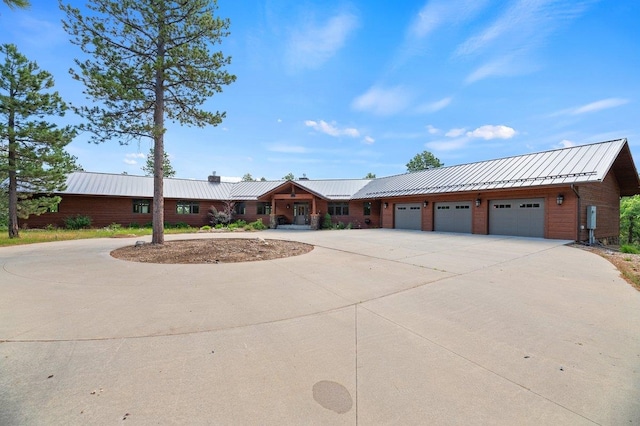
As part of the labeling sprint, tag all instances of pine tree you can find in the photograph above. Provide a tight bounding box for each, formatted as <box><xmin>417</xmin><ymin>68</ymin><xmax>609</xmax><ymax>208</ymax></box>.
<box><xmin>0</xmin><ymin>44</ymin><xmax>77</xmax><ymax>238</ymax></box>
<box><xmin>61</xmin><ymin>0</ymin><xmax>235</xmax><ymax>244</ymax></box>
<box><xmin>142</xmin><ymin>148</ymin><xmax>175</xmax><ymax>177</ymax></box>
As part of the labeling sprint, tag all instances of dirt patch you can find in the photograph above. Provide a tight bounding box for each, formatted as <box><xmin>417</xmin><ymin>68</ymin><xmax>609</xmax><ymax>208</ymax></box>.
<box><xmin>574</xmin><ymin>244</ymin><xmax>640</xmax><ymax>291</ymax></box>
<box><xmin>111</xmin><ymin>238</ymin><xmax>314</xmax><ymax>264</ymax></box>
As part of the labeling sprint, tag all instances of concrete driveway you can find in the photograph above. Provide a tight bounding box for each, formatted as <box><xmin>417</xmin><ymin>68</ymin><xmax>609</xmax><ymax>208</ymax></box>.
<box><xmin>1</xmin><ymin>229</ymin><xmax>639</xmax><ymax>425</ymax></box>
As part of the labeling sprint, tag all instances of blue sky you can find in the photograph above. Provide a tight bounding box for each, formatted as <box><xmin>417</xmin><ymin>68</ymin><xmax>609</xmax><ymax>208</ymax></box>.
<box><xmin>1</xmin><ymin>0</ymin><xmax>638</xmax><ymax>181</ymax></box>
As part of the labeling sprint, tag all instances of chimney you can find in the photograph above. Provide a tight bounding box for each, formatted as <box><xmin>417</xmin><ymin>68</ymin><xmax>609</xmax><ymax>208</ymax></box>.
<box><xmin>208</xmin><ymin>171</ymin><xmax>221</xmax><ymax>183</ymax></box>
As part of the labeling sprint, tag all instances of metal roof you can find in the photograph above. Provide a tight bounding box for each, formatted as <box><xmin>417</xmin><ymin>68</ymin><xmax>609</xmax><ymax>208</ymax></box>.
<box><xmin>352</xmin><ymin>139</ymin><xmax>635</xmax><ymax>199</ymax></box>
<box><xmin>63</xmin><ymin>172</ymin><xmax>236</xmax><ymax>200</ymax></box>
<box><xmin>295</xmin><ymin>179</ymin><xmax>372</xmax><ymax>200</ymax></box>
<box><xmin>50</xmin><ymin>139</ymin><xmax>638</xmax><ymax>201</ymax></box>
<box><xmin>230</xmin><ymin>180</ymin><xmax>284</xmax><ymax>200</ymax></box>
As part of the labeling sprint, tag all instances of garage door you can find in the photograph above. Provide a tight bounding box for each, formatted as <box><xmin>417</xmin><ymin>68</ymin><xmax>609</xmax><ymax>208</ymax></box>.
<box><xmin>395</xmin><ymin>203</ymin><xmax>422</xmax><ymax>230</ymax></box>
<box><xmin>489</xmin><ymin>198</ymin><xmax>544</xmax><ymax>237</ymax></box>
<box><xmin>434</xmin><ymin>201</ymin><xmax>472</xmax><ymax>233</ymax></box>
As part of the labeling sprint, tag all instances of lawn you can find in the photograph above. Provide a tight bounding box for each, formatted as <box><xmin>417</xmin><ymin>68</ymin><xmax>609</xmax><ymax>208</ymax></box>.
<box><xmin>0</xmin><ymin>227</ymin><xmax>200</xmax><ymax>247</ymax></box>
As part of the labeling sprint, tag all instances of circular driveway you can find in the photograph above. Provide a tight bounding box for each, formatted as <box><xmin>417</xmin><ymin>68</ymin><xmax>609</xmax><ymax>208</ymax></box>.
<box><xmin>1</xmin><ymin>230</ymin><xmax>639</xmax><ymax>424</ymax></box>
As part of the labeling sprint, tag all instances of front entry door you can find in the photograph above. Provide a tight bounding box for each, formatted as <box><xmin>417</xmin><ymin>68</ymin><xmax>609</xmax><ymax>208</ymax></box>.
<box><xmin>294</xmin><ymin>203</ymin><xmax>309</xmax><ymax>225</ymax></box>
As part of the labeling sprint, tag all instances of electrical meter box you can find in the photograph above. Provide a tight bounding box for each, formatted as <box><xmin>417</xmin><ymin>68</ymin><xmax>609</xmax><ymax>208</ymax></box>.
<box><xmin>586</xmin><ymin>205</ymin><xmax>597</xmax><ymax>229</ymax></box>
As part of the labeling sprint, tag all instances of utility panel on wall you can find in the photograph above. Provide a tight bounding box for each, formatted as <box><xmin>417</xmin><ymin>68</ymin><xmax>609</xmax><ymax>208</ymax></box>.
<box><xmin>586</xmin><ymin>205</ymin><xmax>597</xmax><ymax>229</ymax></box>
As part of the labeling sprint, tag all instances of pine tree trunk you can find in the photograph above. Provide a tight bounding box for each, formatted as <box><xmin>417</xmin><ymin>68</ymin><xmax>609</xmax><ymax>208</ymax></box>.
<box><xmin>151</xmin><ymin>21</ymin><xmax>166</xmax><ymax>245</ymax></box>
<box><xmin>7</xmin><ymin>109</ymin><xmax>19</xmax><ymax>238</ymax></box>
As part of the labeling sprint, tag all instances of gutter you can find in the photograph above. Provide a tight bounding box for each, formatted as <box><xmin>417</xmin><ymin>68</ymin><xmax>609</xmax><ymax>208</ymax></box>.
<box><xmin>571</xmin><ymin>184</ymin><xmax>581</xmax><ymax>242</ymax></box>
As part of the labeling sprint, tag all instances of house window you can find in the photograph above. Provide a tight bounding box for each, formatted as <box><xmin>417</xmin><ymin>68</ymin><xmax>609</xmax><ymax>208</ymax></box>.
<box><xmin>234</xmin><ymin>202</ymin><xmax>246</xmax><ymax>215</ymax></box>
<box><xmin>363</xmin><ymin>202</ymin><xmax>372</xmax><ymax>216</ymax></box>
<box><xmin>133</xmin><ymin>199</ymin><xmax>151</xmax><ymax>214</ymax></box>
<box><xmin>328</xmin><ymin>202</ymin><xmax>349</xmax><ymax>216</ymax></box>
<box><xmin>176</xmin><ymin>201</ymin><xmax>199</xmax><ymax>214</ymax></box>
<box><xmin>257</xmin><ymin>202</ymin><xmax>271</xmax><ymax>215</ymax></box>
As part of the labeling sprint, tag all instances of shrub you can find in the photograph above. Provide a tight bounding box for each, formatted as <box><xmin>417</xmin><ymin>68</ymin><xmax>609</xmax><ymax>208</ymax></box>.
<box><xmin>200</xmin><ymin>225</ymin><xmax>211</xmax><ymax>231</ymax></box>
<box><xmin>143</xmin><ymin>221</ymin><xmax>153</xmax><ymax>228</ymax></box>
<box><xmin>174</xmin><ymin>221</ymin><xmax>190</xmax><ymax>229</ymax></box>
<box><xmin>346</xmin><ymin>222</ymin><xmax>353</xmax><ymax>230</ymax></box>
<box><xmin>215</xmin><ymin>223</ymin><xmax>224</xmax><ymax>229</ymax></box>
<box><xmin>128</xmin><ymin>223</ymin><xmax>140</xmax><ymax>229</ymax></box>
<box><xmin>620</xmin><ymin>244</ymin><xmax>640</xmax><ymax>254</ymax></box>
<box><xmin>236</xmin><ymin>220</ymin><xmax>247</xmax><ymax>227</ymax></box>
<box><xmin>336</xmin><ymin>221</ymin><xmax>346</xmax><ymax>230</ymax></box>
<box><xmin>250</xmin><ymin>218</ymin><xmax>267</xmax><ymax>230</ymax></box>
<box><xmin>323</xmin><ymin>213</ymin><xmax>332</xmax><ymax>229</ymax></box>
<box><xmin>64</xmin><ymin>215</ymin><xmax>92</xmax><ymax>230</ymax></box>
<box><xmin>208</xmin><ymin>206</ymin><xmax>230</xmax><ymax>226</ymax></box>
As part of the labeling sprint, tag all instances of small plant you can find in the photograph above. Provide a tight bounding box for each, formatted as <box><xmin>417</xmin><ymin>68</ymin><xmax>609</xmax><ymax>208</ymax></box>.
<box><xmin>228</xmin><ymin>223</ymin><xmax>238</xmax><ymax>230</ymax></box>
<box><xmin>336</xmin><ymin>221</ymin><xmax>346</xmax><ymax>230</ymax></box>
<box><xmin>128</xmin><ymin>223</ymin><xmax>140</xmax><ymax>229</ymax></box>
<box><xmin>143</xmin><ymin>221</ymin><xmax>153</xmax><ymax>228</ymax></box>
<box><xmin>323</xmin><ymin>213</ymin><xmax>332</xmax><ymax>229</ymax></box>
<box><xmin>620</xmin><ymin>244</ymin><xmax>640</xmax><ymax>254</ymax></box>
<box><xmin>236</xmin><ymin>220</ymin><xmax>247</xmax><ymax>227</ymax></box>
<box><xmin>45</xmin><ymin>224</ymin><xmax>56</xmax><ymax>231</ymax></box>
<box><xmin>200</xmin><ymin>225</ymin><xmax>211</xmax><ymax>231</ymax></box>
<box><xmin>174</xmin><ymin>221</ymin><xmax>190</xmax><ymax>229</ymax></box>
<box><xmin>250</xmin><ymin>218</ymin><xmax>267</xmax><ymax>230</ymax></box>
<box><xmin>215</xmin><ymin>223</ymin><xmax>224</xmax><ymax>229</ymax></box>
<box><xmin>64</xmin><ymin>215</ymin><xmax>92</xmax><ymax>230</ymax></box>
<box><xmin>106</xmin><ymin>222</ymin><xmax>122</xmax><ymax>231</ymax></box>
<box><xmin>346</xmin><ymin>222</ymin><xmax>353</xmax><ymax>230</ymax></box>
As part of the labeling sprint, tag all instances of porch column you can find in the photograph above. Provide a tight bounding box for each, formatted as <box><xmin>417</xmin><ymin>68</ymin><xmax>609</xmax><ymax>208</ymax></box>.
<box><xmin>269</xmin><ymin>197</ymin><xmax>277</xmax><ymax>229</ymax></box>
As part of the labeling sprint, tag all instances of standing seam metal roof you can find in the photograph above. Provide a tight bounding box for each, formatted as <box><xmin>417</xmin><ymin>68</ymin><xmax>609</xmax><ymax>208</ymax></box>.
<box><xmin>351</xmin><ymin>139</ymin><xmax>630</xmax><ymax>199</ymax></box>
<box><xmin>52</xmin><ymin>139</ymin><xmax>636</xmax><ymax>201</ymax></box>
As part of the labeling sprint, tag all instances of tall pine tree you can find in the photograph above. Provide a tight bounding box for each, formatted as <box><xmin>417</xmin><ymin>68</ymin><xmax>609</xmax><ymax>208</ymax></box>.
<box><xmin>0</xmin><ymin>44</ymin><xmax>77</xmax><ymax>238</ymax></box>
<box><xmin>61</xmin><ymin>0</ymin><xmax>236</xmax><ymax>244</ymax></box>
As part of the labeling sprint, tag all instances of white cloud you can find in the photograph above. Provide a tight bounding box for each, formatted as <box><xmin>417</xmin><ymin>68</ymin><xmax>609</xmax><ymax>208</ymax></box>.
<box><xmin>557</xmin><ymin>139</ymin><xmax>576</xmax><ymax>148</ymax></box>
<box><xmin>267</xmin><ymin>144</ymin><xmax>308</xmax><ymax>154</ymax></box>
<box><xmin>455</xmin><ymin>1</ymin><xmax>593</xmax><ymax>84</ymax></box>
<box><xmin>363</xmin><ymin>136</ymin><xmax>375</xmax><ymax>144</ymax></box>
<box><xmin>351</xmin><ymin>86</ymin><xmax>412</xmax><ymax>116</ymax></box>
<box><xmin>445</xmin><ymin>128</ymin><xmax>466</xmax><ymax>138</ymax></box>
<box><xmin>416</xmin><ymin>96</ymin><xmax>452</xmax><ymax>114</ymax></box>
<box><xmin>550</xmin><ymin>97</ymin><xmax>630</xmax><ymax>116</ymax></box>
<box><xmin>466</xmin><ymin>125</ymin><xmax>516</xmax><ymax>140</ymax></box>
<box><xmin>456</xmin><ymin>0</ymin><xmax>592</xmax><ymax>58</ymax></box>
<box><xmin>409</xmin><ymin>0</ymin><xmax>490</xmax><ymax>39</ymax></box>
<box><xmin>426</xmin><ymin>137</ymin><xmax>471</xmax><ymax>152</ymax></box>
<box><xmin>285</xmin><ymin>12</ymin><xmax>359</xmax><ymax>71</ymax></box>
<box><xmin>123</xmin><ymin>152</ymin><xmax>145</xmax><ymax>165</ymax></box>
<box><xmin>572</xmin><ymin>98</ymin><xmax>630</xmax><ymax>115</ymax></box>
<box><xmin>304</xmin><ymin>120</ymin><xmax>360</xmax><ymax>138</ymax></box>
<box><xmin>426</xmin><ymin>125</ymin><xmax>440</xmax><ymax>135</ymax></box>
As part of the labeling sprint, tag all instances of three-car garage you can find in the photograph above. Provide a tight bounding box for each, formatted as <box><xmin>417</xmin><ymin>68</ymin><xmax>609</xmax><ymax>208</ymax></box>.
<box><xmin>394</xmin><ymin>198</ymin><xmax>546</xmax><ymax>238</ymax></box>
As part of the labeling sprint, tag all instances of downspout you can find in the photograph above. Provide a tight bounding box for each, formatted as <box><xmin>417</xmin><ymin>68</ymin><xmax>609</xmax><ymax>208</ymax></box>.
<box><xmin>571</xmin><ymin>184</ymin><xmax>581</xmax><ymax>242</ymax></box>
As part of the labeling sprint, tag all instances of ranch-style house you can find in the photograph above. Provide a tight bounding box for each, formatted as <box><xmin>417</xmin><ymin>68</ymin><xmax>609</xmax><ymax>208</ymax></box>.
<box><xmin>20</xmin><ymin>138</ymin><xmax>640</xmax><ymax>243</ymax></box>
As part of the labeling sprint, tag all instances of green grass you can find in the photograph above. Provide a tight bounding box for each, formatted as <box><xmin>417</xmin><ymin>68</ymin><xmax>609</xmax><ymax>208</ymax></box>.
<box><xmin>0</xmin><ymin>227</ymin><xmax>200</xmax><ymax>247</ymax></box>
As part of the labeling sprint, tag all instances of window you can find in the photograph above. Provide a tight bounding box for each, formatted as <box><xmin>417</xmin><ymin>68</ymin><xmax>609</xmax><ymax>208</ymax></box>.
<box><xmin>519</xmin><ymin>203</ymin><xmax>540</xmax><ymax>209</ymax></box>
<box><xmin>176</xmin><ymin>201</ymin><xmax>199</xmax><ymax>214</ymax></box>
<box><xmin>363</xmin><ymin>202</ymin><xmax>372</xmax><ymax>216</ymax></box>
<box><xmin>234</xmin><ymin>202</ymin><xmax>246</xmax><ymax>215</ymax></box>
<box><xmin>133</xmin><ymin>199</ymin><xmax>151</xmax><ymax>214</ymax></box>
<box><xmin>328</xmin><ymin>202</ymin><xmax>349</xmax><ymax>216</ymax></box>
<box><xmin>257</xmin><ymin>202</ymin><xmax>272</xmax><ymax>215</ymax></box>
<box><xmin>455</xmin><ymin>205</ymin><xmax>470</xmax><ymax>209</ymax></box>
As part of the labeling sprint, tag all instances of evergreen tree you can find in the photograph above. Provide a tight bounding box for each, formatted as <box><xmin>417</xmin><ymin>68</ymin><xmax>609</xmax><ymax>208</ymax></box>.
<box><xmin>2</xmin><ymin>0</ymin><xmax>30</xmax><ymax>9</ymax></box>
<box><xmin>0</xmin><ymin>44</ymin><xmax>77</xmax><ymax>238</ymax></box>
<box><xmin>364</xmin><ymin>172</ymin><xmax>376</xmax><ymax>179</ymax></box>
<box><xmin>241</xmin><ymin>173</ymin><xmax>254</xmax><ymax>182</ymax></box>
<box><xmin>142</xmin><ymin>148</ymin><xmax>175</xmax><ymax>177</ymax></box>
<box><xmin>61</xmin><ymin>0</ymin><xmax>235</xmax><ymax>244</ymax></box>
<box><xmin>406</xmin><ymin>150</ymin><xmax>443</xmax><ymax>172</ymax></box>
<box><xmin>282</xmin><ymin>172</ymin><xmax>294</xmax><ymax>181</ymax></box>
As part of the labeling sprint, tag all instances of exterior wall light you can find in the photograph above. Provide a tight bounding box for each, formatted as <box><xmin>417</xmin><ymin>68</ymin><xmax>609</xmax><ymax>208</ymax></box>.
<box><xmin>286</xmin><ymin>204</ymin><xmax>290</xmax><ymax>209</ymax></box>
<box><xmin>475</xmin><ymin>198</ymin><xmax>481</xmax><ymax>207</ymax></box>
<box><xmin>384</xmin><ymin>202</ymin><xmax>388</xmax><ymax>209</ymax></box>
<box><xmin>423</xmin><ymin>201</ymin><xmax>429</xmax><ymax>207</ymax></box>
<box><xmin>557</xmin><ymin>194</ymin><xmax>564</xmax><ymax>205</ymax></box>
